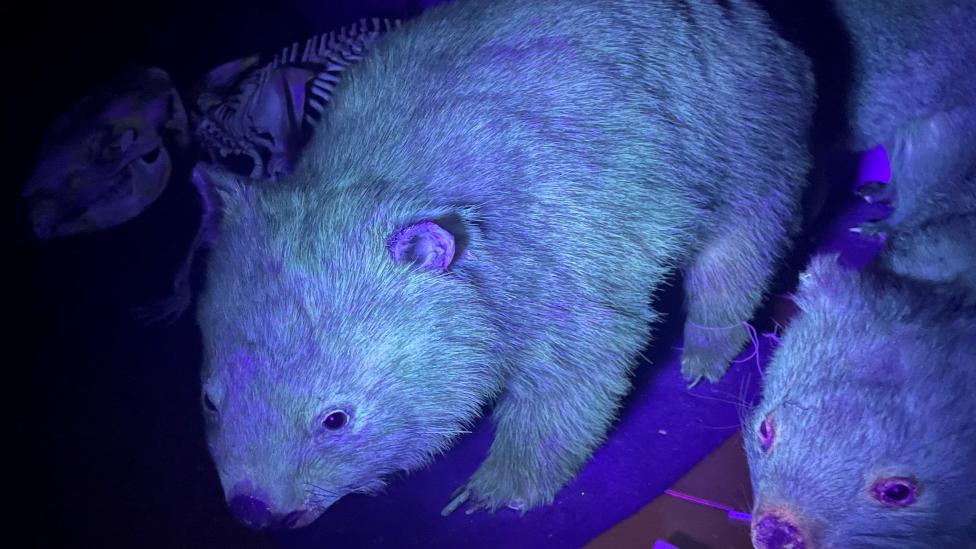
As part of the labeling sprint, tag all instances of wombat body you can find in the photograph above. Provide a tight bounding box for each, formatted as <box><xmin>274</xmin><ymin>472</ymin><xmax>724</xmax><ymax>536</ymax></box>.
<box><xmin>747</xmin><ymin>1</ymin><xmax>976</xmax><ymax>547</ymax></box>
<box><xmin>196</xmin><ymin>0</ymin><xmax>816</xmax><ymax>529</ymax></box>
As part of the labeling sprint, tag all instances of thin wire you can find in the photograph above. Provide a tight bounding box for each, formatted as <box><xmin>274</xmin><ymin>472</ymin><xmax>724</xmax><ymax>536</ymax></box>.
<box><xmin>664</xmin><ymin>488</ymin><xmax>753</xmax><ymax>522</ymax></box>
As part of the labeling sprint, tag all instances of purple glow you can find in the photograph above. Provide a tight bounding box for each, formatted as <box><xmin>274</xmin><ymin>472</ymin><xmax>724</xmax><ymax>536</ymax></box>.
<box><xmin>857</xmin><ymin>144</ymin><xmax>891</xmax><ymax>185</ymax></box>
<box><xmin>229</xmin><ymin>494</ymin><xmax>274</xmax><ymax>530</ymax></box>
<box><xmin>871</xmin><ymin>477</ymin><xmax>919</xmax><ymax>508</ymax></box>
<box><xmin>759</xmin><ymin>415</ymin><xmax>775</xmax><ymax>452</ymax></box>
<box><xmin>388</xmin><ymin>220</ymin><xmax>456</xmax><ymax>271</ymax></box>
<box><xmin>752</xmin><ymin>514</ymin><xmax>806</xmax><ymax>549</ymax></box>
<box><xmin>727</xmin><ymin>510</ymin><xmax>753</xmax><ymax>522</ymax></box>
<box><xmin>229</xmin><ymin>350</ymin><xmax>259</xmax><ymax>384</ymax></box>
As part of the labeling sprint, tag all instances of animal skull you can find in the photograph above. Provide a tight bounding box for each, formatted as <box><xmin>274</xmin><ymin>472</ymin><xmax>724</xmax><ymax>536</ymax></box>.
<box><xmin>22</xmin><ymin>67</ymin><xmax>190</xmax><ymax>239</ymax></box>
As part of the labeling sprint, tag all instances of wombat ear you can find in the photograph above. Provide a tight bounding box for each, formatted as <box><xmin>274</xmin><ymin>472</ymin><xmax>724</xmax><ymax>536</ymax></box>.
<box><xmin>388</xmin><ymin>219</ymin><xmax>458</xmax><ymax>271</ymax></box>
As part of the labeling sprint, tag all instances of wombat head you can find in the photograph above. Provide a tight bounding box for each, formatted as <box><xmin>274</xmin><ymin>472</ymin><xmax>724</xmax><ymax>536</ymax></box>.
<box><xmin>195</xmin><ymin>165</ymin><xmax>502</xmax><ymax>529</ymax></box>
<box><xmin>746</xmin><ymin>255</ymin><xmax>976</xmax><ymax>548</ymax></box>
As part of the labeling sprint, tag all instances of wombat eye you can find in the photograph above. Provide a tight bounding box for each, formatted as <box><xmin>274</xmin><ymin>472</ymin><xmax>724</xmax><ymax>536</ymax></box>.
<box><xmin>871</xmin><ymin>477</ymin><xmax>919</xmax><ymax>507</ymax></box>
<box><xmin>203</xmin><ymin>392</ymin><xmax>218</xmax><ymax>414</ymax></box>
<box><xmin>322</xmin><ymin>410</ymin><xmax>349</xmax><ymax>431</ymax></box>
<box><xmin>758</xmin><ymin>415</ymin><xmax>775</xmax><ymax>452</ymax></box>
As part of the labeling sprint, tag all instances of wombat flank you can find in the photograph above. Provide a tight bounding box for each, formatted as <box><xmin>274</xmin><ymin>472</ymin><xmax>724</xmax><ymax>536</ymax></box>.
<box><xmin>195</xmin><ymin>0</ymin><xmax>815</xmax><ymax>530</ymax></box>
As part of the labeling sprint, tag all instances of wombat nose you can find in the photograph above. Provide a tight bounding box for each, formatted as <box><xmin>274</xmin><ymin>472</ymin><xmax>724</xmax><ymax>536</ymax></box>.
<box><xmin>229</xmin><ymin>494</ymin><xmax>309</xmax><ymax>530</ymax></box>
<box><xmin>281</xmin><ymin>509</ymin><xmax>307</xmax><ymax>528</ymax></box>
<box><xmin>752</xmin><ymin>514</ymin><xmax>807</xmax><ymax>549</ymax></box>
<box><xmin>229</xmin><ymin>495</ymin><xmax>274</xmax><ymax>529</ymax></box>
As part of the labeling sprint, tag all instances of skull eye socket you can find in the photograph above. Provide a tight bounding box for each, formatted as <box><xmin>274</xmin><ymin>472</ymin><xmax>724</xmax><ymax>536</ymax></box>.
<box><xmin>758</xmin><ymin>414</ymin><xmax>775</xmax><ymax>452</ymax></box>
<box><xmin>871</xmin><ymin>477</ymin><xmax>919</xmax><ymax>507</ymax></box>
<box><xmin>97</xmin><ymin>142</ymin><xmax>122</xmax><ymax>163</ymax></box>
<box><xmin>95</xmin><ymin>128</ymin><xmax>137</xmax><ymax>163</ymax></box>
<box><xmin>141</xmin><ymin>146</ymin><xmax>161</xmax><ymax>164</ymax></box>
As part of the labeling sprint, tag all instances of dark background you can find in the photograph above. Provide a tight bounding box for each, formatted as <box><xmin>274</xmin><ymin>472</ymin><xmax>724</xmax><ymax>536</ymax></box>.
<box><xmin>5</xmin><ymin>2</ymin><xmax>428</xmax><ymax>548</ymax></box>
<box><xmin>4</xmin><ymin>1</ymin><xmax>854</xmax><ymax>548</ymax></box>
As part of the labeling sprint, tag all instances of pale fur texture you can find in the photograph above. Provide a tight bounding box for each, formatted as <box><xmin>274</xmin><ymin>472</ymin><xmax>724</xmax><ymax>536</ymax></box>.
<box><xmin>747</xmin><ymin>1</ymin><xmax>976</xmax><ymax>547</ymax></box>
<box><xmin>197</xmin><ymin>0</ymin><xmax>815</xmax><ymax>527</ymax></box>
<box><xmin>748</xmin><ymin>254</ymin><xmax>976</xmax><ymax>548</ymax></box>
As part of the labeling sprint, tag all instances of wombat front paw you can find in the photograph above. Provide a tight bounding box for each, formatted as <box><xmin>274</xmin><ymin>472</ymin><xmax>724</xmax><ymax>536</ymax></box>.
<box><xmin>440</xmin><ymin>458</ymin><xmax>555</xmax><ymax>516</ymax></box>
<box><xmin>680</xmin><ymin>321</ymin><xmax>748</xmax><ymax>386</ymax></box>
<box><xmin>681</xmin><ymin>350</ymin><xmax>732</xmax><ymax>387</ymax></box>
<box><xmin>441</xmin><ymin>486</ymin><xmax>527</xmax><ymax>517</ymax></box>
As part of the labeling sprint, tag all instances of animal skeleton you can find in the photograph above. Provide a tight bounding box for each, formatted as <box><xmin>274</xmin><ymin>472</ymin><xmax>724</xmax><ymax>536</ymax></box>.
<box><xmin>22</xmin><ymin>18</ymin><xmax>400</xmax><ymax>322</ymax></box>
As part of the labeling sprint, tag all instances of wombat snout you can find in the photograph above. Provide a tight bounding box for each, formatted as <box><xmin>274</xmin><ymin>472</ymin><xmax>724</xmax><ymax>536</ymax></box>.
<box><xmin>229</xmin><ymin>493</ymin><xmax>308</xmax><ymax>530</ymax></box>
<box><xmin>752</xmin><ymin>513</ymin><xmax>808</xmax><ymax>549</ymax></box>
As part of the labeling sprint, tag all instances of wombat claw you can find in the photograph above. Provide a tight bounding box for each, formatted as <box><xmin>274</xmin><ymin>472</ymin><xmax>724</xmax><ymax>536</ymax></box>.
<box><xmin>851</xmin><ymin>175</ymin><xmax>900</xmax><ymax>242</ymax></box>
<box><xmin>855</xmin><ymin>180</ymin><xmax>894</xmax><ymax>205</ymax></box>
<box><xmin>441</xmin><ymin>485</ymin><xmax>527</xmax><ymax>516</ymax></box>
<box><xmin>441</xmin><ymin>487</ymin><xmax>473</xmax><ymax>516</ymax></box>
<box><xmin>506</xmin><ymin>499</ymin><xmax>526</xmax><ymax>513</ymax></box>
<box><xmin>680</xmin><ymin>349</ymin><xmax>733</xmax><ymax>387</ymax></box>
<box><xmin>850</xmin><ymin>221</ymin><xmax>889</xmax><ymax>242</ymax></box>
<box><xmin>441</xmin><ymin>487</ymin><xmax>492</xmax><ymax>516</ymax></box>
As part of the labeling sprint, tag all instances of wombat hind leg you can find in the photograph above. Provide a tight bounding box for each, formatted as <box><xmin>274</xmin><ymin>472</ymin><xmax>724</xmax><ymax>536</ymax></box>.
<box><xmin>681</xmin><ymin>220</ymin><xmax>791</xmax><ymax>386</ymax></box>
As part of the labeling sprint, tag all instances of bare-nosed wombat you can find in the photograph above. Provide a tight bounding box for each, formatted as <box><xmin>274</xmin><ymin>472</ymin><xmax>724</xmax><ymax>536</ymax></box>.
<box><xmin>747</xmin><ymin>1</ymin><xmax>976</xmax><ymax>547</ymax></box>
<box><xmin>747</xmin><ymin>251</ymin><xmax>976</xmax><ymax>549</ymax></box>
<box><xmin>196</xmin><ymin>0</ymin><xmax>815</xmax><ymax>529</ymax></box>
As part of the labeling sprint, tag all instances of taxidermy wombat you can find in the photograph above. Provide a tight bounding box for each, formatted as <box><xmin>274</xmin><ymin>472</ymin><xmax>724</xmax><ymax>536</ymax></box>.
<box><xmin>747</xmin><ymin>1</ymin><xmax>976</xmax><ymax>547</ymax></box>
<box><xmin>748</xmin><ymin>249</ymin><xmax>976</xmax><ymax>549</ymax></box>
<box><xmin>196</xmin><ymin>0</ymin><xmax>815</xmax><ymax>529</ymax></box>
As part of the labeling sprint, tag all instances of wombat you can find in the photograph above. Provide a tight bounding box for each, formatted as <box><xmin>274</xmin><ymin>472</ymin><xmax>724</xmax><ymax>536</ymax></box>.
<box><xmin>746</xmin><ymin>1</ymin><xmax>976</xmax><ymax>547</ymax></box>
<box><xmin>747</xmin><ymin>251</ymin><xmax>976</xmax><ymax>548</ymax></box>
<box><xmin>195</xmin><ymin>0</ymin><xmax>816</xmax><ymax>529</ymax></box>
